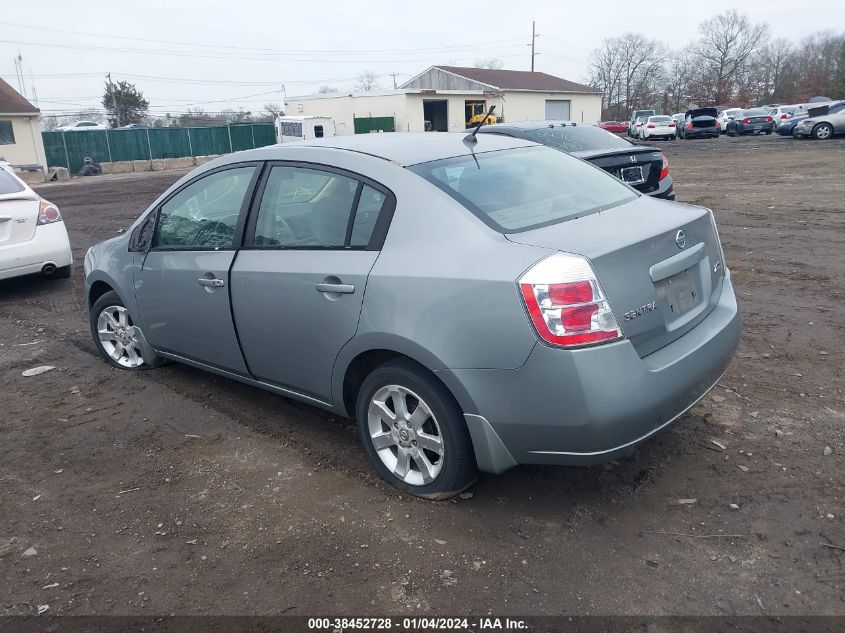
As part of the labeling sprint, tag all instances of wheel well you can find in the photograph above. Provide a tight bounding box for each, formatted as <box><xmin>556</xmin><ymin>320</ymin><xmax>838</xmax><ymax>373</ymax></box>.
<box><xmin>88</xmin><ymin>280</ymin><xmax>114</xmax><ymax>310</ymax></box>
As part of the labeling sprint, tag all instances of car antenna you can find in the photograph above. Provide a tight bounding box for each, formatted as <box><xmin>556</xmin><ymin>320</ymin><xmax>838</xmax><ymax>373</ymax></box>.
<box><xmin>464</xmin><ymin>105</ymin><xmax>496</xmax><ymax>143</ymax></box>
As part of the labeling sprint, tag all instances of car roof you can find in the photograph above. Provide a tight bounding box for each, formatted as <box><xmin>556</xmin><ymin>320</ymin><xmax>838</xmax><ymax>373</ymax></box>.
<box><xmin>477</xmin><ymin>120</ymin><xmax>583</xmax><ymax>134</ymax></box>
<box><xmin>231</xmin><ymin>132</ymin><xmax>537</xmax><ymax>167</ymax></box>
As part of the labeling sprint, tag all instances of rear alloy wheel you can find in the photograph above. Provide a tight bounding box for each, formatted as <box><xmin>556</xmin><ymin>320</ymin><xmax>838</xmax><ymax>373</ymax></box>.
<box><xmin>90</xmin><ymin>290</ymin><xmax>161</xmax><ymax>370</ymax></box>
<box><xmin>357</xmin><ymin>359</ymin><xmax>477</xmax><ymax>499</ymax></box>
<box><xmin>813</xmin><ymin>123</ymin><xmax>833</xmax><ymax>140</ymax></box>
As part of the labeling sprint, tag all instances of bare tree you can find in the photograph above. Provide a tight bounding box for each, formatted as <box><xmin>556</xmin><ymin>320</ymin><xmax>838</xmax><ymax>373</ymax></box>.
<box><xmin>474</xmin><ymin>58</ymin><xmax>504</xmax><ymax>70</ymax></box>
<box><xmin>263</xmin><ymin>102</ymin><xmax>284</xmax><ymax>119</ymax></box>
<box><xmin>792</xmin><ymin>31</ymin><xmax>845</xmax><ymax>100</ymax></box>
<box><xmin>318</xmin><ymin>85</ymin><xmax>339</xmax><ymax>94</ymax></box>
<box><xmin>354</xmin><ymin>71</ymin><xmax>381</xmax><ymax>92</ymax></box>
<box><xmin>688</xmin><ymin>10</ymin><xmax>769</xmax><ymax>103</ymax></box>
<box><xmin>588</xmin><ymin>33</ymin><xmax>667</xmax><ymax>117</ymax></box>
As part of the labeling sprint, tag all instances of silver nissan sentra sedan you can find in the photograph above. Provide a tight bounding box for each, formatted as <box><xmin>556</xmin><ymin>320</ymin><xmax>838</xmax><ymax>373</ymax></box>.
<box><xmin>84</xmin><ymin>132</ymin><xmax>740</xmax><ymax>498</ymax></box>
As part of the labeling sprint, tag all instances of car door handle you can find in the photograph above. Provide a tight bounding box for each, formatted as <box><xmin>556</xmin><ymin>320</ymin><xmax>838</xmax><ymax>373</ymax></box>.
<box><xmin>315</xmin><ymin>282</ymin><xmax>355</xmax><ymax>294</ymax></box>
<box><xmin>198</xmin><ymin>277</ymin><xmax>225</xmax><ymax>288</ymax></box>
<box><xmin>0</xmin><ymin>215</ymin><xmax>11</xmax><ymax>222</ymax></box>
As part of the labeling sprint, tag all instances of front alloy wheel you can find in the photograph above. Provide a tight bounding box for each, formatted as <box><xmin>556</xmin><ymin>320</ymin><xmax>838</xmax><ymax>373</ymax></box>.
<box><xmin>97</xmin><ymin>305</ymin><xmax>144</xmax><ymax>368</ymax></box>
<box><xmin>89</xmin><ymin>290</ymin><xmax>162</xmax><ymax>370</ymax></box>
<box><xmin>813</xmin><ymin>123</ymin><xmax>833</xmax><ymax>140</ymax></box>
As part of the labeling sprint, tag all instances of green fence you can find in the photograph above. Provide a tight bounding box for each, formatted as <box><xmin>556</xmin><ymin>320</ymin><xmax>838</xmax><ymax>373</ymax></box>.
<box><xmin>43</xmin><ymin>123</ymin><xmax>277</xmax><ymax>174</ymax></box>
<box><xmin>353</xmin><ymin>116</ymin><xmax>395</xmax><ymax>134</ymax></box>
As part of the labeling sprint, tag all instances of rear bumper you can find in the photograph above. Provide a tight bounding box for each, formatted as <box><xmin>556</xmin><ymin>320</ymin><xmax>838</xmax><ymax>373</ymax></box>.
<box><xmin>439</xmin><ymin>272</ymin><xmax>740</xmax><ymax>473</ymax></box>
<box><xmin>684</xmin><ymin>128</ymin><xmax>719</xmax><ymax>138</ymax></box>
<box><xmin>733</xmin><ymin>124</ymin><xmax>774</xmax><ymax>135</ymax></box>
<box><xmin>0</xmin><ymin>222</ymin><xmax>73</xmax><ymax>281</ymax></box>
<box><xmin>645</xmin><ymin>177</ymin><xmax>674</xmax><ymax>200</ymax></box>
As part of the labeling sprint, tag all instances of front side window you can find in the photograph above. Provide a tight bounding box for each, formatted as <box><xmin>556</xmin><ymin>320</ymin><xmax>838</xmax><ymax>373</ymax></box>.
<box><xmin>411</xmin><ymin>146</ymin><xmax>636</xmax><ymax>233</ymax></box>
<box><xmin>0</xmin><ymin>120</ymin><xmax>15</xmax><ymax>145</ymax></box>
<box><xmin>154</xmin><ymin>166</ymin><xmax>256</xmax><ymax>249</ymax></box>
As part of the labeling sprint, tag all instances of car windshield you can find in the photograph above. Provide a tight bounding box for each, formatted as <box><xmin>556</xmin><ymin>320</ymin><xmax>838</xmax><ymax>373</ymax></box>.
<box><xmin>743</xmin><ymin>109</ymin><xmax>767</xmax><ymax>116</ymax></box>
<box><xmin>410</xmin><ymin>146</ymin><xmax>637</xmax><ymax>233</ymax></box>
<box><xmin>0</xmin><ymin>168</ymin><xmax>26</xmax><ymax>195</ymax></box>
<box><xmin>521</xmin><ymin>126</ymin><xmax>632</xmax><ymax>152</ymax></box>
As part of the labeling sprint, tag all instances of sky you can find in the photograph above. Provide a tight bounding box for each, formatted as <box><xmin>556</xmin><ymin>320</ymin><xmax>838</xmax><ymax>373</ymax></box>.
<box><xmin>1</xmin><ymin>0</ymin><xmax>842</xmax><ymax>120</ymax></box>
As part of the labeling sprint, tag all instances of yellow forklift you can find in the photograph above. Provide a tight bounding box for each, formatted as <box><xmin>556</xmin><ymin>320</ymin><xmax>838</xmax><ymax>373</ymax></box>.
<box><xmin>465</xmin><ymin>101</ymin><xmax>497</xmax><ymax>128</ymax></box>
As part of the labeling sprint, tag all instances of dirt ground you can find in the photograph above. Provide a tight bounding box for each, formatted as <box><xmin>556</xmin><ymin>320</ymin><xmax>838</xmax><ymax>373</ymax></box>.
<box><xmin>1</xmin><ymin>134</ymin><xmax>843</xmax><ymax>617</ymax></box>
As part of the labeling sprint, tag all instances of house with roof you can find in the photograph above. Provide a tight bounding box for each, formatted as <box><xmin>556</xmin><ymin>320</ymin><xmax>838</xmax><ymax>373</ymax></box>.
<box><xmin>0</xmin><ymin>78</ymin><xmax>47</xmax><ymax>181</ymax></box>
<box><xmin>284</xmin><ymin>65</ymin><xmax>602</xmax><ymax>136</ymax></box>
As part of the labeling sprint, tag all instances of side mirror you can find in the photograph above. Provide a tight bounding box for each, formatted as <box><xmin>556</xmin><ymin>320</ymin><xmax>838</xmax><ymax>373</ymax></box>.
<box><xmin>129</xmin><ymin>210</ymin><xmax>157</xmax><ymax>253</ymax></box>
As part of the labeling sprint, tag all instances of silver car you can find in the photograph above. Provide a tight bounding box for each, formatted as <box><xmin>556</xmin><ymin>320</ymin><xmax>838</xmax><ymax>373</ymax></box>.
<box><xmin>84</xmin><ymin>133</ymin><xmax>740</xmax><ymax>497</ymax></box>
<box><xmin>792</xmin><ymin>100</ymin><xmax>845</xmax><ymax>139</ymax></box>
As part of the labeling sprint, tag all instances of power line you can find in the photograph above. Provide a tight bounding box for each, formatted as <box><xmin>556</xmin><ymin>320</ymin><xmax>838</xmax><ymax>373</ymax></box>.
<box><xmin>0</xmin><ymin>21</ymin><xmax>530</xmax><ymax>55</ymax></box>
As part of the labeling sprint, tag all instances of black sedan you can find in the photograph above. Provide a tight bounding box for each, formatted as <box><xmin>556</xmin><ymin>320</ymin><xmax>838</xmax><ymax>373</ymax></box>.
<box><xmin>726</xmin><ymin>109</ymin><xmax>775</xmax><ymax>136</ymax></box>
<box><xmin>679</xmin><ymin>107</ymin><xmax>720</xmax><ymax>139</ymax></box>
<box><xmin>476</xmin><ymin>121</ymin><xmax>674</xmax><ymax>200</ymax></box>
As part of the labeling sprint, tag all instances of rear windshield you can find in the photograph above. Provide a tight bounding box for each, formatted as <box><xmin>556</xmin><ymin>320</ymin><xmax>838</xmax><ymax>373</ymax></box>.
<box><xmin>521</xmin><ymin>125</ymin><xmax>632</xmax><ymax>152</ymax></box>
<box><xmin>0</xmin><ymin>168</ymin><xmax>26</xmax><ymax>195</ymax></box>
<box><xmin>410</xmin><ymin>146</ymin><xmax>637</xmax><ymax>233</ymax></box>
<box><xmin>743</xmin><ymin>109</ymin><xmax>768</xmax><ymax>116</ymax></box>
<box><xmin>650</xmin><ymin>116</ymin><xmax>671</xmax><ymax>122</ymax></box>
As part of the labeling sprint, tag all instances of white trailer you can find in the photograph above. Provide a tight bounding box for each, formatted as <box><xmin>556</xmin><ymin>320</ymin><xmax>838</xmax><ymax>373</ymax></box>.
<box><xmin>274</xmin><ymin>115</ymin><xmax>337</xmax><ymax>143</ymax></box>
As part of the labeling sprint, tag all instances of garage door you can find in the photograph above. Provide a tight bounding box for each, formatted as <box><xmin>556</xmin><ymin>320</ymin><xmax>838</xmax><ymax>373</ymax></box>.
<box><xmin>545</xmin><ymin>100</ymin><xmax>571</xmax><ymax>120</ymax></box>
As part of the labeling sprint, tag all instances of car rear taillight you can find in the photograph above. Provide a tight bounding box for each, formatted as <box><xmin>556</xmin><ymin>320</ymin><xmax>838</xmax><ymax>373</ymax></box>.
<box><xmin>687</xmin><ymin>122</ymin><xmax>693</xmax><ymax>129</ymax></box>
<box><xmin>766</xmin><ymin>116</ymin><xmax>773</xmax><ymax>122</ymax></box>
<box><xmin>742</xmin><ymin>118</ymin><xmax>751</xmax><ymax>124</ymax></box>
<box><xmin>647</xmin><ymin>124</ymin><xmax>656</xmax><ymax>128</ymax></box>
<box><xmin>659</xmin><ymin>154</ymin><xmax>669</xmax><ymax>181</ymax></box>
<box><xmin>668</xmin><ymin>122</ymin><xmax>675</xmax><ymax>127</ymax></box>
<box><xmin>37</xmin><ymin>199</ymin><xmax>62</xmax><ymax>226</ymax></box>
<box><xmin>518</xmin><ymin>253</ymin><xmax>622</xmax><ymax>348</ymax></box>
<box><xmin>781</xmin><ymin>114</ymin><xmax>789</xmax><ymax>119</ymax></box>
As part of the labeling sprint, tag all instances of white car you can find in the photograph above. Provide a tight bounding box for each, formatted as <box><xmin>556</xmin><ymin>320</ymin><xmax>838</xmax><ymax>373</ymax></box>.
<box><xmin>0</xmin><ymin>162</ymin><xmax>72</xmax><ymax>281</ymax></box>
<box><xmin>639</xmin><ymin>115</ymin><xmax>676</xmax><ymax>140</ymax></box>
<box><xmin>717</xmin><ymin>108</ymin><xmax>742</xmax><ymax>133</ymax></box>
<box><xmin>57</xmin><ymin>120</ymin><xmax>107</xmax><ymax>131</ymax></box>
<box><xmin>767</xmin><ymin>105</ymin><xmax>796</xmax><ymax>127</ymax></box>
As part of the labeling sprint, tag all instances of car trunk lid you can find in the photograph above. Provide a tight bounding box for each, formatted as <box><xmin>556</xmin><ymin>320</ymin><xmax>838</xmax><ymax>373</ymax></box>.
<box><xmin>507</xmin><ymin>196</ymin><xmax>726</xmax><ymax>357</ymax></box>
<box><xmin>572</xmin><ymin>147</ymin><xmax>664</xmax><ymax>196</ymax></box>
<box><xmin>0</xmin><ymin>196</ymin><xmax>40</xmax><ymax>246</ymax></box>
<box><xmin>686</xmin><ymin>108</ymin><xmax>719</xmax><ymax>129</ymax></box>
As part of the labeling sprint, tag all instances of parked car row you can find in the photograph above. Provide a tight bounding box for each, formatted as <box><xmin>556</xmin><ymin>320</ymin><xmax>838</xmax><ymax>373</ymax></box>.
<box><xmin>600</xmin><ymin>99</ymin><xmax>844</xmax><ymax>142</ymax></box>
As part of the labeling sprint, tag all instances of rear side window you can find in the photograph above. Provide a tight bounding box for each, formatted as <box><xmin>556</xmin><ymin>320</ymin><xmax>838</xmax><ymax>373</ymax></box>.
<box><xmin>154</xmin><ymin>166</ymin><xmax>256</xmax><ymax>249</ymax></box>
<box><xmin>252</xmin><ymin>166</ymin><xmax>389</xmax><ymax>249</ymax></box>
<box><xmin>0</xmin><ymin>167</ymin><xmax>25</xmax><ymax>194</ymax></box>
<box><xmin>411</xmin><ymin>146</ymin><xmax>637</xmax><ymax>233</ymax></box>
<box><xmin>523</xmin><ymin>126</ymin><xmax>632</xmax><ymax>152</ymax></box>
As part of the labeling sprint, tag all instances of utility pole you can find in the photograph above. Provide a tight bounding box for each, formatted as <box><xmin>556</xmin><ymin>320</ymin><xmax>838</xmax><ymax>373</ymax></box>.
<box><xmin>390</xmin><ymin>73</ymin><xmax>399</xmax><ymax>90</ymax></box>
<box><xmin>529</xmin><ymin>21</ymin><xmax>539</xmax><ymax>72</ymax></box>
<box><xmin>14</xmin><ymin>53</ymin><xmax>27</xmax><ymax>98</ymax></box>
<box><xmin>107</xmin><ymin>72</ymin><xmax>120</xmax><ymax>128</ymax></box>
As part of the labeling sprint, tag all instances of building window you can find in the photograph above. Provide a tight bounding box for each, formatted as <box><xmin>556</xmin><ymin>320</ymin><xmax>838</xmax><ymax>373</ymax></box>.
<box><xmin>0</xmin><ymin>121</ymin><xmax>15</xmax><ymax>145</ymax></box>
<box><xmin>280</xmin><ymin>121</ymin><xmax>303</xmax><ymax>138</ymax></box>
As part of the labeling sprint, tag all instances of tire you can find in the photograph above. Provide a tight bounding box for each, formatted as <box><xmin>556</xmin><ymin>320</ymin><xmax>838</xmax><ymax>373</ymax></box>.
<box><xmin>670</xmin><ymin>135</ymin><xmax>676</xmax><ymax>140</ymax></box>
<box><xmin>765</xmin><ymin>130</ymin><xmax>772</xmax><ymax>135</ymax></box>
<box><xmin>812</xmin><ymin>123</ymin><xmax>833</xmax><ymax>140</ymax></box>
<box><xmin>90</xmin><ymin>290</ymin><xmax>163</xmax><ymax>370</ymax></box>
<box><xmin>356</xmin><ymin>359</ymin><xmax>477</xmax><ymax>499</ymax></box>
<box><xmin>53</xmin><ymin>265</ymin><xmax>71</xmax><ymax>279</ymax></box>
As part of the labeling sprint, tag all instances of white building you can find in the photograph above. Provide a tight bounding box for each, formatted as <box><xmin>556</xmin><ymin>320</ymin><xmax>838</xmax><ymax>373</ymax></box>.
<box><xmin>285</xmin><ymin>65</ymin><xmax>603</xmax><ymax>135</ymax></box>
<box><xmin>0</xmin><ymin>77</ymin><xmax>48</xmax><ymax>180</ymax></box>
